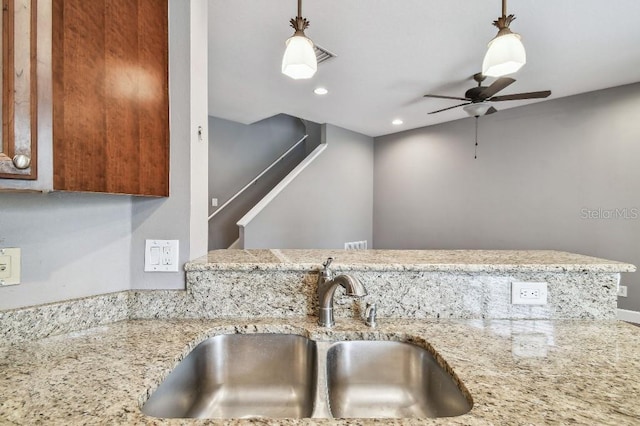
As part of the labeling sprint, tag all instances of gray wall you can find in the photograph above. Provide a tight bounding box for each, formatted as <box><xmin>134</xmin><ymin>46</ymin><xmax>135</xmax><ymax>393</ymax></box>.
<box><xmin>208</xmin><ymin>114</ymin><xmax>310</xmax><ymax>249</ymax></box>
<box><xmin>374</xmin><ymin>83</ymin><xmax>640</xmax><ymax>312</ymax></box>
<box><xmin>131</xmin><ymin>0</ymin><xmax>208</xmax><ymax>290</ymax></box>
<box><xmin>243</xmin><ymin>124</ymin><xmax>374</xmax><ymax>248</ymax></box>
<box><xmin>0</xmin><ymin>0</ymin><xmax>208</xmax><ymax>307</ymax></box>
<box><xmin>0</xmin><ymin>193</ymin><xmax>132</xmax><ymax>310</ymax></box>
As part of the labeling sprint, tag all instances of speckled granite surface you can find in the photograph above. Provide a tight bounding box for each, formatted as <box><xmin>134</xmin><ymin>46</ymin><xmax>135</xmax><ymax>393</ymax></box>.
<box><xmin>1</xmin><ymin>318</ymin><xmax>639</xmax><ymax>425</ymax></box>
<box><xmin>0</xmin><ymin>291</ymin><xmax>131</xmax><ymax>342</ymax></box>
<box><xmin>184</xmin><ymin>250</ymin><xmax>628</xmax><ymax>322</ymax></box>
<box><xmin>1</xmin><ymin>250</ymin><xmax>635</xmax><ymax>343</ymax></box>
<box><xmin>181</xmin><ymin>269</ymin><xmax>623</xmax><ymax>321</ymax></box>
<box><xmin>186</xmin><ymin>249</ymin><xmax>637</xmax><ymax>273</ymax></box>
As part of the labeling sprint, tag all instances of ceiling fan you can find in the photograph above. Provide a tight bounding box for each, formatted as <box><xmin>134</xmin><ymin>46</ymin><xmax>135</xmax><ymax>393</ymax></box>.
<box><xmin>424</xmin><ymin>73</ymin><xmax>551</xmax><ymax>116</ymax></box>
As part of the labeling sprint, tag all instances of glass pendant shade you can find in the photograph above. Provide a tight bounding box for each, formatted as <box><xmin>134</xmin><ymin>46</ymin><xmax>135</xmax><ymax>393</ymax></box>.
<box><xmin>282</xmin><ymin>35</ymin><xmax>317</xmax><ymax>80</ymax></box>
<box><xmin>463</xmin><ymin>103</ymin><xmax>492</xmax><ymax>117</ymax></box>
<box><xmin>482</xmin><ymin>32</ymin><xmax>526</xmax><ymax>77</ymax></box>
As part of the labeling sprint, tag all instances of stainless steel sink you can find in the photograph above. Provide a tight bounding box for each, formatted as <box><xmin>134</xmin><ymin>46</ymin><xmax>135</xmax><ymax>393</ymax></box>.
<box><xmin>142</xmin><ymin>334</ymin><xmax>317</xmax><ymax>419</ymax></box>
<box><xmin>326</xmin><ymin>340</ymin><xmax>473</xmax><ymax>418</ymax></box>
<box><xmin>142</xmin><ymin>334</ymin><xmax>472</xmax><ymax>420</ymax></box>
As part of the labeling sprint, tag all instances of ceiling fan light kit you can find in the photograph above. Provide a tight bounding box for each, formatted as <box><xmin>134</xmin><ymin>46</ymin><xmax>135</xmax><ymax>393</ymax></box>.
<box><xmin>482</xmin><ymin>0</ymin><xmax>526</xmax><ymax>77</ymax></box>
<box><xmin>282</xmin><ymin>0</ymin><xmax>317</xmax><ymax>80</ymax></box>
<box><xmin>463</xmin><ymin>103</ymin><xmax>496</xmax><ymax>117</ymax></box>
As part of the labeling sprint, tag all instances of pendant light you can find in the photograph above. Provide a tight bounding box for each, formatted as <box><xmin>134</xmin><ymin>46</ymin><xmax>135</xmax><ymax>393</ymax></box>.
<box><xmin>482</xmin><ymin>0</ymin><xmax>526</xmax><ymax>77</ymax></box>
<box><xmin>282</xmin><ymin>0</ymin><xmax>317</xmax><ymax>80</ymax></box>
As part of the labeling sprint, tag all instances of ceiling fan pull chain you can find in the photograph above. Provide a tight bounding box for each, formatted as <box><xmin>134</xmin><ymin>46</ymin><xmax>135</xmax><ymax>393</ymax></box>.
<box><xmin>474</xmin><ymin>116</ymin><xmax>479</xmax><ymax>159</ymax></box>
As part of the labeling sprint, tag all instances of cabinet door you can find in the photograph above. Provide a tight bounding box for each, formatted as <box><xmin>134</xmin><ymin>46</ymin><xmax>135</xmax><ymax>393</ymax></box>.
<box><xmin>52</xmin><ymin>0</ymin><xmax>169</xmax><ymax>196</ymax></box>
<box><xmin>0</xmin><ymin>0</ymin><xmax>38</xmax><ymax>180</ymax></box>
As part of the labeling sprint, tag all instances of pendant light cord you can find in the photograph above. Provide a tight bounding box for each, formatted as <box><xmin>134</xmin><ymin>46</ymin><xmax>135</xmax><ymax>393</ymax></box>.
<box><xmin>298</xmin><ymin>0</ymin><xmax>302</xmax><ymax>18</ymax></box>
<box><xmin>474</xmin><ymin>117</ymin><xmax>479</xmax><ymax>159</ymax></box>
<box><xmin>502</xmin><ymin>0</ymin><xmax>507</xmax><ymax>17</ymax></box>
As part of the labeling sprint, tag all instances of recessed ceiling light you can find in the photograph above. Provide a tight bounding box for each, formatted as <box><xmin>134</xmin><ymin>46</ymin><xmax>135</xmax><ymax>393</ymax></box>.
<box><xmin>314</xmin><ymin>87</ymin><xmax>328</xmax><ymax>95</ymax></box>
<box><xmin>392</xmin><ymin>119</ymin><xmax>403</xmax><ymax>125</ymax></box>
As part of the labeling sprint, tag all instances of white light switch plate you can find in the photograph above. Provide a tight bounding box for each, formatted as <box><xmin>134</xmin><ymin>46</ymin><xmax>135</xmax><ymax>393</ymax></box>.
<box><xmin>145</xmin><ymin>240</ymin><xmax>179</xmax><ymax>272</ymax></box>
<box><xmin>0</xmin><ymin>248</ymin><xmax>21</xmax><ymax>286</ymax></box>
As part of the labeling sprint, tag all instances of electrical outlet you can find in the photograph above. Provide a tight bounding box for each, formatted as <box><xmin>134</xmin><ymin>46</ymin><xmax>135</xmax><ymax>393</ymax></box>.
<box><xmin>0</xmin><ymin>255</ymin><xmax>10</xmax><ymax>279</ymax></box>
<box><xmin>0</xmin><ymin>248</ymin><xmax>21</xmax><ymax>286</ymax></box>
<box><xmin>520</xmin><ymin>289</ymin><xmax>541</xmax><ymax>299</ymax></box>
<box><xmin>144</xmin><ymin>240</ymin><xmax>179</xmax><ymax>272</ymax></box>
<box><xmin>618</xmin><ymin>285</ymin><xmax>628</xmax><ymax>297</ymax></box>
<box><xmin>512</xmin><ymin>282</ymin><xmax>548</xmax><ymax>305</ymax></box>
<box><xmin>344</xmin><ymin>240</ymin><xmax>368</xmax><ymax>250</ymax></box>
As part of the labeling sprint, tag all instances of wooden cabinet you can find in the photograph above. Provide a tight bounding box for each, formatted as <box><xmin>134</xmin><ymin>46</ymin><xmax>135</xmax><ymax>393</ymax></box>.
<box><xmin>52</xmin><ymin>0</ymin><xmax>169</xmax><ymax>196</ymax></box>
<box><xmin>0</xmin><ymin>0</ymin><xmax>38</xmax><ymax>180</ymax></box>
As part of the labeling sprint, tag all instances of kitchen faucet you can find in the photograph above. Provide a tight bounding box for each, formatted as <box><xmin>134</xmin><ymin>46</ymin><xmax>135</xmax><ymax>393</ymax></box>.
<box><xmin>317</xmin><ymin>257</ymin><xmax>367</xmax><ymax>327</ymax></box>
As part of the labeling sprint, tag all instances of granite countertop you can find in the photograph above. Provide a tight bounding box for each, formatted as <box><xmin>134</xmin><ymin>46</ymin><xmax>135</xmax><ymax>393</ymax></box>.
<box><xmin>186</xmin><ymin>249</ymin><xmax>636</xmax><ymax>273</ymax></box>
<box><xmin>1</xmin><ymin>317</ymin><xmax>639</xmax><ymax>425</ymax></box>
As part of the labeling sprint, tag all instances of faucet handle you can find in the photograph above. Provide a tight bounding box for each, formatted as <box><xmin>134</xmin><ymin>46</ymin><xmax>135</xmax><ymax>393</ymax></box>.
<box><xmin>322</xmin><ymin>257</ymin><xmax>334</xmax><ymax>271</ymax></box>
<box><xmin>365</xmin><ymin>302</ymin><xmax>377</xmax><ymax>328</ymax></box>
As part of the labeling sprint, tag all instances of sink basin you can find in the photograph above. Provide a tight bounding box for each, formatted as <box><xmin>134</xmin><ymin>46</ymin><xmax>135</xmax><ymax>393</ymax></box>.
<box><xmin>142</xmin><ymin>334</ymin><xmax>317</xmax><ymax>419</ymax></box>
<box><xmin>142</xmin><ymin>334</ymin><xmax>472</xmax><ymax>420</ymax></box>
<box><xmin>326</xmin><ymin>340</ymin><xmax>472</xmax><ymax>418</ymax></box>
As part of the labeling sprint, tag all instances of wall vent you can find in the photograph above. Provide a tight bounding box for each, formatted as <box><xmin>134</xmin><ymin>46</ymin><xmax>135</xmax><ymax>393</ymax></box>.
<box><xmin>314</xmin><ymin>44</ymin><xmax>337</xmax><ymax>64</ymax></box>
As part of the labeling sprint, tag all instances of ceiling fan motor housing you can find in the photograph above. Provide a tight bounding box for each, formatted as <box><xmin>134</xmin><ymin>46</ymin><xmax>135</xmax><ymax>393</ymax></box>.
<box><xmin>465</xmin><ymin>87</ymin><xmax>489</xmax><ymax>101</ymax></box>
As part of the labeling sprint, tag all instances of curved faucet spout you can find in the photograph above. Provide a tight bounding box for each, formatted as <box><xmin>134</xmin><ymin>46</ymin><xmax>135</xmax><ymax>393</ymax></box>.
<box><xmin>325</xmin><ymin>274</ymin><xmax>367</xmax><ymax>302</ymax></box>
<box><xmin>341</xmin><ymin>274</ymin><xmax>367</xmax><ymax>297</ymax></box>
<box><xmin>317</xmin><ymin>271</ymin><xmax>367</xmax><ymax>328</ymax></box>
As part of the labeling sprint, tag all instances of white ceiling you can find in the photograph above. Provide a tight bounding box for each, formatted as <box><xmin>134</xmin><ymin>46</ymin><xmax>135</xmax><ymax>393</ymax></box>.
<box><xmin>208</xmin><ymin>0</ymin><xmax>640</xmax><ymax>137</ymax></box>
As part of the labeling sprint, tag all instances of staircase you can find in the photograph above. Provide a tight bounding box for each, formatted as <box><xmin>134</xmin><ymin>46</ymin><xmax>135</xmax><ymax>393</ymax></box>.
<box><xmin>208</xmin><ymin>114</ymin><xmax>322</xmax><ymax>249</ymax></box>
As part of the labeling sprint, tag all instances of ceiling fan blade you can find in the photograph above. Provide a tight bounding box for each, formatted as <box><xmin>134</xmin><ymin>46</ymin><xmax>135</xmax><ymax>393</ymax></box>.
<box><xmin>485</xmin><ymin>106</ymin><xmax>498</xmax><ymax>115</ymax></box>
<box><xmin>489</xmin><ymin>90</ymin><xmax>552</xmax><ymax>101</ymax></box>
<box><xmin>423</xmin><ymin>94</ymin><xmax>469</xmax><ymax>101</ymax></box>
<box><xmin>428</xmin><ymin>102</ymin><xmax>471</xmax><ymax>114</ymax></box>
<box><xmin>479</xmin><ymin>77</ymin><xmax>516</xmax><ymax>99</ymax></box>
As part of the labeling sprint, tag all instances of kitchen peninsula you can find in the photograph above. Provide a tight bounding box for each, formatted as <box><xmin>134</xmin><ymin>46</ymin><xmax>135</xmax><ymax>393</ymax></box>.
<box><xmin>1</xmin><ymin>250</ymin><xmax>638</xmax><ymax>425</ymax></box>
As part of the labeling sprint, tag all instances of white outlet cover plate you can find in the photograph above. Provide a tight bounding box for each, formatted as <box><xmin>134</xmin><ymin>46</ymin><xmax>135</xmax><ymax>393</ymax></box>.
<box><xmin>0</xmin><ymin>248</ymin><xmax>21</xmax><ymax>286</ymax></box>
<box><xmin>511</xmin><ymin>281</ymin><xmax>548</xmax><ymax>305</ymax></box>
<box><xmin>344</xmin><ymin>240</ymin><xmax>368</xmax><ymax>250</ymax></box>
<box><xmin>144</xmin><ymin>240</ymin><xmax>179</xmax><ymax>272</ymax></box>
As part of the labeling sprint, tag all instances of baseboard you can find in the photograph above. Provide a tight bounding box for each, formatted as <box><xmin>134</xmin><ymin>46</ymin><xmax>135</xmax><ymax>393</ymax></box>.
<box><xmin>617</xmin><ymin>309</ymin><xmax>640</xmax><ymax>324</ymax></box>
